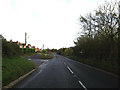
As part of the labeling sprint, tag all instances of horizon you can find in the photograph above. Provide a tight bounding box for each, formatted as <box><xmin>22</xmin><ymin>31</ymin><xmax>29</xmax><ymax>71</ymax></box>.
<box><xmin>0</xmin><ymin>0</ymin><xmax>113</xmax><ymax>49</ymax></box>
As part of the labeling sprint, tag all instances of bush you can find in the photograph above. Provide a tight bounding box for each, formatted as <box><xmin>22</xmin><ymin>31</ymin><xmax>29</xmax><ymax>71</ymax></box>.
<box><xmin>64</xmin><ymin>48</ymin><xmax>73</xmax><ymax>56</ymax></box>
<box><xmin>39</xmin><ymin>53</ymin><xmax>53</xmax><ymax>59</ymax></box>
<box><xmin>42</xmin><ymin>49</ymin><xmax>48</xmax><ymax>53</ymax></box>
<box><xmin>2</xmin><ymin>38</ymin><xmax>21</xmax><ymax>57</ymax></box>
<box><xmin>20</xmin><ymin>48</ymin><xmax>35</xmax><ymax>54</ymax></box>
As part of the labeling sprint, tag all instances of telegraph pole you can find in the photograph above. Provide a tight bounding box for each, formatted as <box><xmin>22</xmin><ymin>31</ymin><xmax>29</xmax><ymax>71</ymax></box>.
<box><xmin>25</xmin><ymin>32</ymin><xmax>27</xmax><ymax>45</ymax></box>
<box><xmin>118</xmin><ymin>1</ymin><xmax>120</xmax><ymax>35</ymax></box>
<box><xmin>118</xmin><ymin>1</ymin><xmax>120</xmax><ymax>41</ymax></box>
<box><xmin>43</xmin><ymin>44</ymin><xmax>44</xmax><ymax>50</ymax></box>
<box><xmin>118</xmin><ymin>1</ymin><xmax>120</xmax><ymax>64</ymax></box>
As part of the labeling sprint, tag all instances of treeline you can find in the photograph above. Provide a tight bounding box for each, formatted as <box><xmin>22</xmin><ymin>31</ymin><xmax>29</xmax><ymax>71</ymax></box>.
<box><xmin>1</xmin><ymin>35</ymin><xmax>35</xmax><ymax>57</ymax></box>
<box><xmin>57</xmin><ymin>47</ymin><xmax>73</xmax><ymax>56</ymax></box>
<box><xmin>57</xmin><ymin>1</ymin><xmax>119</xmax><ymax>74</ymax></box>
<box><xmin>74</xmin><ymin>1</ymin><xmax>119</xmax><ymax>61</ymax></box>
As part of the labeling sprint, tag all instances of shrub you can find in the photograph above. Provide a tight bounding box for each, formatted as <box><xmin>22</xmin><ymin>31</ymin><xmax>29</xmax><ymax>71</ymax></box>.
<box><xmin>2</xmin><ymin>38</ymin><xmax>21</xmax><ymax>57</ymax></box>
<box><xmin>20</xmin><ymin>48</ymin><xmax>35</xmax><ymax>54</ymax></box>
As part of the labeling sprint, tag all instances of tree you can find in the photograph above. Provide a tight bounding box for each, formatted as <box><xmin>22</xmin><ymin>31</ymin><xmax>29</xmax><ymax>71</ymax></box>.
<box><xmin>64</xmin><ymin>48</ymin><xmax>73</xmax><ymax>56</ymax></box>
<box><xmin>2</xmin><ymin>35</ymin><xmax>21</xmax><ymax>57</ymax></box>
<box><xmin>75</xmin><ymin>0</ymin><xmax>118</xmax><ymax>61</ymax></box>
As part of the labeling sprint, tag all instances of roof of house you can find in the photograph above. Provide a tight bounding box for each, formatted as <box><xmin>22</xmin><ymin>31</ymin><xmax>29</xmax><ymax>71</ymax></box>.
<box><xmin>32</xmin><ymin>46</ymin><xmax>35</xmax><ymax>48</ymax></box>
<box><xmin>10</xmin><ymin>39</ymin><xmax>26</xmax><ymax>46</ymax></box>
<box><xmin>28</xmin><ymin>44</ymin><xmax>31</xmax><ymax>46</ymax></box>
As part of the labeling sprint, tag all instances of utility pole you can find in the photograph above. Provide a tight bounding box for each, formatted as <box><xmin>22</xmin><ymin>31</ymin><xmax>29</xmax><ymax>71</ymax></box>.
<box><xmin>25</xmin><ymin>32</ymin><xmax>27</xmax><ymax>45</ymax></box>
<box><xmin>118</xmin><ymin>1</ymin><xmax>120</xmax><ymax>63</ymax></box>
<box><xmin>118</xmin><ymin>1</ymin><xmax>120</xmax><ymax>39</ymax></box>
<box><xmin>118</xmin><ymin>1</ymin><xmax>120</xmax><ymax>22</ymax></box>
<box><xmin>118</xmin><ymin>1</ymin><xmax>120</xmax><ymax>23</ymax></box>
<box><xmin>42</xmin><ymin>44</ymin><xmax>44</xmax><ymax>50</ymax></box>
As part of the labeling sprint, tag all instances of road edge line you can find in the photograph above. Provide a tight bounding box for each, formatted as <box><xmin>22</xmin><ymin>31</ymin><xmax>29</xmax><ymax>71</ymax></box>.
<box><xmin>64</xmin><ymin>57</ymin><xmax>120</xmax><ymax>77</ymax></box>
<box><xmin>2</xmin><ymin>69</ymin><xmax>36</xmax><ymax>89</ymax></box>
<box><xmin>77</xmin><ymin>62</ymin><xmax>120</xmax><ymax>77</ymax></box>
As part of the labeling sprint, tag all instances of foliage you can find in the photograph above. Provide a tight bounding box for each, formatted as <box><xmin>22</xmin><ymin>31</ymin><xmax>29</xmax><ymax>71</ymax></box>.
<box><xmin>1</xmin><ymin>35</ymin><xmax>35</xmax><ymax>57</ymax></box>
<box><xmin>57</xmin><ymin>1</ymin><xmax>119</xmax><ymax>75</ymax></box>
<box><xmin>50</xmin><ymin>49</ymin><xmax>57</xmax><ymax>52</ymax></box>
<box><xmin>64</xmin><ymin>48</ymin><xmax>73</xmax><ymax>56</ymax></box>
<box><xmin>20</xmin><ymin>48</ymin><xmax>35</xmax><ymax>54</ymax></box>
<box><xmin>73</xmin><ymin>1</ymin><xmax>118</xmax><ymax>61</ymax></box>
<box><xmin>57</xmin><ymin>48</ymin><xmax>66</xmax><ymax>55</ymax></box>
<box><xmin>42</xmin><ymin>49</ymin><xmax>48</xmax><ymax>53</ymax></box>
<box><xmin>1</xmin><ymin>35</ymin><xmax>36</xmax><ymax>86</ymax></box>
<box><xmin>38</xmin><ymin>53</ymin><xmax>53</xmax><ymax>59</ymax></box>
<box><xmin>2</xmin><ymin>37</ymin><xmax>21</xmax><ymax>57</ymax></box>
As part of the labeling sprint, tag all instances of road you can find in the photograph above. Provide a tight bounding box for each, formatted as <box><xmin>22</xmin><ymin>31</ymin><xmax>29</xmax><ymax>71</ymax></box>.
<box><xmin>13</xmin><ymin>54</ymin><xmax>119</xmax><ymax>88</ymax></box>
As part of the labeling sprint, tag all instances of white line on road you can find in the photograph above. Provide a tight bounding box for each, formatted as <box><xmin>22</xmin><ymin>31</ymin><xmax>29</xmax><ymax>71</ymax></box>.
<box><xmin>78</xmin><ymin>81</ymin><xmax>88</xmax><ymax>90</ymax></box>
<box><xmin>39</xmin><ymin>65</ymin><xmax>41</xmax><ymax>68</ymax></box>
<box><xmin>39</xmin><ymin>70</ymin><xmax>42</xmax><ymax>73</ymax></box>
<box><xmin>64</xmin><ymin>62</ymin><xmax>66</xmax><ymax>66</ymax></box>
<box><xmin>64</xmin><ymin>62</ymin><xmax>87</xmax><ymax>89</ymax></box>
<box><xmin>28</xmin><ymin>58</ymin><xmax>31</xmax><ymax>60</ymax></box>
<box><xmin>67</xmin><ymin>66</ymin><xmax>73</xmax><ymax>74</ymax></box>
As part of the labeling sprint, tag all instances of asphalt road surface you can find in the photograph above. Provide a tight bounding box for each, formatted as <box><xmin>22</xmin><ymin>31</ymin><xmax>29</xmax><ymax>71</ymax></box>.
<box><xmin>13</xmin><ymin>54</ymin><xmax>119</xmax><ymax>89</ymax></box>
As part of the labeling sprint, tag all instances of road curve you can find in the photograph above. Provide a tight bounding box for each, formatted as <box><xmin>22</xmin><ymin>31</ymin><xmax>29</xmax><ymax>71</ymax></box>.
<box><xmin>13</xmin><ymin>54</ymin><xmax>119</xmax><ymax>88</ymax></box>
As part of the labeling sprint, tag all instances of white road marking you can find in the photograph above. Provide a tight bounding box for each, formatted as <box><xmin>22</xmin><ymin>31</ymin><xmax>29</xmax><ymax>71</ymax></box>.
<box><xmin>64</xmin><ymin>62</ymin><xmax>66</xmax><ymax>66</ymax></box>
<box><xmin>28</xmin><ymin>58</ymin><xmax>31</xmax><ymax>60</ymax></box>
<box><xmin>40</xmin><ymin>60</ymin><xmax>48</xmax><ymax>61</ymax></box>
<box><xmin>64</xmin><ymin>56</ymin><xmax>119</xmax><ymax>77</ymax></box>
<box><xmin>39</xmin><ymin>63</ymin><xmax>47</xmax><ymax>68</ymax></box>
<box><xmin>78</xmin><ymin>81</ymin><xmax>88</xmax><ymax>90</ymax></box>
<box><xmin>73</xmin><ymin>74</ymin><xmax>78</xmax><ymax>78</ymax></box>
<box><xmin>39</xmin><ymin>70</ymin><xmax>42</xmax><ymax>73</ymax></box>
<box><xmin>39</xmin><ymin>65</ymin><xmax>41</xmax><ymax>68</ymax></box>
<box><xmin>36</xmin><ymin>59</ymin><xmax>48</xmax><ymax>62</ymax></box>
<box><xmin>64</xmin><ymin>62</ymin><xmax>87</xmax><ymax>89</ymax></box>
<box><xmin>67</xmin><ymin>66</ymin><xmax>73</xmax><ymax>74</ymax></box>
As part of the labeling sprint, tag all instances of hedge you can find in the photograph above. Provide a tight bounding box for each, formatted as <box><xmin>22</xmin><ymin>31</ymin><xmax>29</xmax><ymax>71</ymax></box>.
<box><xmin>2</xmin><ymin>35</ymin><xmax>35</xmax><ymax>57</ymax></box>
<box><xmin>20</xmin><ymin>48</ymin><xmax>35</xmax><ymax>54</ymax></box>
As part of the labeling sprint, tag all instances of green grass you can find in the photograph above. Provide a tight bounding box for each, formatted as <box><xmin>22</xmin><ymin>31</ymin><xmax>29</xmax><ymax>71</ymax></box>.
<box><xmin>2</xmin><ymin>57</ymin><xmax>35</xmax><ymax>86</ymax></box>
<box><xmin>38</xmin><ymin>53</ymin><xmax>54</xmax><ymax>59</ymax></box>
<box><xmin>66</xmin><ymin>56</ymin><xmax>119</xmax><ymax>75</ymax></box>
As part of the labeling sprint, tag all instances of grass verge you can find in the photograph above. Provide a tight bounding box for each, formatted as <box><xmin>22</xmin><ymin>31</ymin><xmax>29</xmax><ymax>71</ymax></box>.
<box><xmin>2</xmin><ymin>57</ymin><xmax>35</xmax><ymax>86</ymax></box>
<box><xmin>38</xmin><ymin>53</ymin><xmax>54</xmax><ymax>59</ymax></box>
<box><xmin>66</xmin><ymin>56</ymin><xmax>119</xmax><ymax>75</ymax></box>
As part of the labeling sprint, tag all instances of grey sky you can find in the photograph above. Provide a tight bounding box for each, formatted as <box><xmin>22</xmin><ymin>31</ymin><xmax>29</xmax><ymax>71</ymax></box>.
<box><xmin>0</xmin><ymin>0</ymin><xmax>113</xmax><ymax>49</ymax></box>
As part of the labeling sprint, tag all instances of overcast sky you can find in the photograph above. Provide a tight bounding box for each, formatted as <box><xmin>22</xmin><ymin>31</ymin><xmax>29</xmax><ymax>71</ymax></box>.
<box><xmin>0</xmin><ymin>0</ymin><xmax>113</xmax><ymax>49</ymax></box>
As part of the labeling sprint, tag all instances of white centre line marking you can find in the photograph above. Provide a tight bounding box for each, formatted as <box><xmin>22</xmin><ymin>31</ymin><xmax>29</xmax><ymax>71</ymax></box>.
<box><xmin>28</xmin><ymin>58</ymin><xmax>31</xmax><ymax>60</ymax></box>
<box><xmin>39</xmin><ymin>65</ymin><xmax>41</xmax><ymax>68</ymax></box>
<box><xmin>39</xmin><ymin>70</ymin><xmax>42</xmax><ymax>73</ymax></box>
<box><xmin>78</xmin><ymin>81</ymin><xmax>88</xmax><ymax>90</ymax></box>
<box><xmin>67</xmin><ymin>66</ymin><xmax>73</xmax><ymax>74</ymax></box>
<box><xmin>64</xmin><ymin>62</ymin><xmax>66</xmax><ymax>66</ymax></box>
